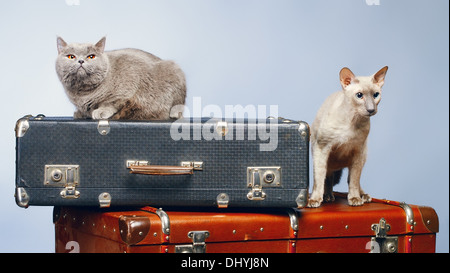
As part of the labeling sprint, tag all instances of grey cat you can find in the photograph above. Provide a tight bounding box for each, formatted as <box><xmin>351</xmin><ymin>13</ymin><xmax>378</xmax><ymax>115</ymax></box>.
<box><xmin>55</xmin><ymin>37</ymin><xmax>186</xmax><ymax>120</ymax></box>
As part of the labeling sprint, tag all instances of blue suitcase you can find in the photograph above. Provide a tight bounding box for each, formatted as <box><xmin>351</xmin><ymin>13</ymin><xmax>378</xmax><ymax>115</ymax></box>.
<box><xmin>15</xmin><ymin>115</ymin><xmax>309</xmax><ymax>208</ymax></box>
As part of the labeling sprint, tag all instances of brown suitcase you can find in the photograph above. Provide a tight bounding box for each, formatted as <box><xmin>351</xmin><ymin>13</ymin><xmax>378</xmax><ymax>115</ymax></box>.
<box><xmin>54</xmin><ymin>193</ymin><xmax>438</xmax><ymax>253</ymax></box>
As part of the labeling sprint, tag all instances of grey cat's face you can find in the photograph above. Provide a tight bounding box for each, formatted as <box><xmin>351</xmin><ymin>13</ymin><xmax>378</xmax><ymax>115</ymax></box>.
<box><xmin>55</xmin><ymin>37</ymin><xmax>109</xmax><ymax>91</ymax></box>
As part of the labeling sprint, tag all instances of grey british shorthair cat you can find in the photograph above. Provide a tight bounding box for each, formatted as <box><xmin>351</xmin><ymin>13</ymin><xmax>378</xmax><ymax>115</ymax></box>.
<box><xmin>55</xmin><ymin>37</ymin><xmax>186</xmax><ymax>120</ymax></box>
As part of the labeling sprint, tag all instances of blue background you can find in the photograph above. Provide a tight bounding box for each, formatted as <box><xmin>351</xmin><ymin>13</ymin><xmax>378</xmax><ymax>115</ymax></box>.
<box><xmin>0</xmin><ymin>0</ymin><xmax>448</xmax><ymax>252</ymax></box>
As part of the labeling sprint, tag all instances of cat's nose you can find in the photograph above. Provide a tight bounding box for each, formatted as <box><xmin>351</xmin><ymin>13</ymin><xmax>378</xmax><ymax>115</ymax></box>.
<box><xmin>78</xmin><ymin>60</ymin><xmax>84</xmax><ymax>64</ymax></box>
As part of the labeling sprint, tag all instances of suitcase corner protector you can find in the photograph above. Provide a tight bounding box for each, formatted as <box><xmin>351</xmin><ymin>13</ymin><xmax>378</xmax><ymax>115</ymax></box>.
<box><xmin>15</xmin><ymin>187</ymin><xmax>30</xmax><ymax>208</ymax></box>
<box><xmin>15</xmin><ymin>115</ymin><xmax>32</xmax><ymax>138</ymax></box>
<box><xmin>296</xmin><ymin>188</ymin><xmax>308</xmax><ymax>208</ymax></box>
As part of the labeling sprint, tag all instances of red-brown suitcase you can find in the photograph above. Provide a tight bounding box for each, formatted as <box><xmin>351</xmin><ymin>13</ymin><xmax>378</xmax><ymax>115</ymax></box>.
<box><xmin>54</xmin><ymin>194</ymin><xmax>438</xmax><ymax>253</ymax></box>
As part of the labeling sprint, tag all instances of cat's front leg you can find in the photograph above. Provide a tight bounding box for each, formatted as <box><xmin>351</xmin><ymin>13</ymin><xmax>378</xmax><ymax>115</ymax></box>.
<box><xmin>347</xmin><ymin>151</ymin><xmax>367</xmax><ymax>206</ymax></box>
<box><xmin>308</xmin><ymin>145</ymin><xmax>330</xmax><ymax>208</ymax></box>
<box><xmin>73</xmin><ymin>110</ymin><xmax>85</xmax><ymax>119</ymax></box>
<box><xmin>92</xmin><ymin>105</ymin><xmax>118</xmax><ymax>120</ymax></box>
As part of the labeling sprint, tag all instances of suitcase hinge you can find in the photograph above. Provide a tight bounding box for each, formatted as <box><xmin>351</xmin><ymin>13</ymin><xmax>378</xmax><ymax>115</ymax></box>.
<box><xmin>216</xmin><ymin>193</ymin><xmax>230</xmax><ymax>208</ymax></box>
<box><xmin>175</xmin><ymin>231</ymin><xmax>210</xmax><ymax>253</ymax></box>
<box><xmin>370</xmin><ymin>218</ymin><xmax>398</xmax><ymax>253</ymax></box>
<box><xmin>97</xmin><ymin>120</ymin><xmax>110</xmax><ymax>135</ymax></box>
<box><xmin>98</xmin><ymin>192</ymin><xmax>112</xmax><ymax>208</ymax></box>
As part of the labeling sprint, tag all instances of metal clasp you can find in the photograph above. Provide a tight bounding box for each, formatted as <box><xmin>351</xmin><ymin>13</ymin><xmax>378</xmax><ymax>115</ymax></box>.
<box><xmin>370</xmin><ymin>218</ymin><xmax>398</xmax><ymax>253</ymax></box>
<box><xmin>44</xmin><ymin>165</ymin><xmax>80</xmax><ymax>199</ymax></box>
<box><xmin>246</xmin><ymin>167</ymin><xmax>281</xmax><ymax>201</ymax></box>
<box><xmin>175</xmin><ymin>231</ymin><xmax>210</xmax><ymax>253</ymax></box>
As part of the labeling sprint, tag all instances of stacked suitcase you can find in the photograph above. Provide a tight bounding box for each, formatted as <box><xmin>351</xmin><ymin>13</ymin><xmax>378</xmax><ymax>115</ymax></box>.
<box><xmin>15</xmin><ymin>115</ymin><xmax>439</xmax><ymax>253</ymax></box>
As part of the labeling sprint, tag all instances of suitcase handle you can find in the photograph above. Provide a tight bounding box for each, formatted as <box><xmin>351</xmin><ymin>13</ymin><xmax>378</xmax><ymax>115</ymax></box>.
<box><xmin>129</xmin><ymin>165</ymin><xmax>194</xmax><ymax>176</ymax></box>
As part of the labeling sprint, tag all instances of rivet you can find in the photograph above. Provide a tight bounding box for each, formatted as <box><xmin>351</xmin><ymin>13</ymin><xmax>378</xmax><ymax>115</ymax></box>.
<box><xmin>426</xmin><ymin>220</ymin><xmax>431</xmax><ymax>225</ymax></box>
<box><xmin>292</xmin><ymin>243</ymin><xmax>296</xmax><ymax>247</ymax></box>
<box><xmin>260</xmin><ymin>227</ymin><xmax>264</xmax><ymax>232</ymax></box>
<box><xmin>233</xmin><ymin>230</ymin><xmax>237</xmax><ymax>234</ymax></box>
<box><xmin>320</xmin><ymin>225</ymin><xmax>324</xmax><ymax>230</ymax></box>
<box><xmin>345</xmin><ymin>225</ymin><xmax>349</xmax><ymax>230</ymax></box>
<box><xmin>139</xmin><ymin>231</ymin><xmax>143</xmax><ymax>236</ymax></box>
<box><xmin>153</xmin><ymin>232</ymin><xmax>158</xmax><ymax>237</ymax></box>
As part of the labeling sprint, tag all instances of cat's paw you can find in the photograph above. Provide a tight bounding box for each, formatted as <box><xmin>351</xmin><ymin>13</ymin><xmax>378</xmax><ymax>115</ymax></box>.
<box><xmin>73</xmin><ymin>110</ymin><xmax>84</xmax><ymax>119</ymax></box>
<box><xmin>323</xmin><ymin>193</ymin><xmax>335</xmax><ymax>203</ymax></box>
<box><xmin>348</xmin><ymin>196</ymin><xmax>364</xmax><ymax>206</ymax></box>
<box><xmin>92</xmin><ymin>107</ymin><xmax>116</xmax><ymax>120</ymax></box>
<box><xmin>307</xmin><ymin>198</ymin><xmax>323</xmax><ymax>208</ymax></box>
<box><xmin>361</xmin><ymin>193</ymin><xmax>372</xmax><ymax>203</ymax></box>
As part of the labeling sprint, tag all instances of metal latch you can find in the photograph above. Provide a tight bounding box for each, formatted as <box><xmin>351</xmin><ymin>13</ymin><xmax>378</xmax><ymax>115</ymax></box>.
<box><xmin>44</xmin><ymin>165</ymin><xmax>80</xmax><ymax>199</ymax></box>
<box><xmin>175</xmin><ymin>231</ymin><xmax>210</xmax><ymax>253</ymax></box>
<box><xmin>247</xmin><ymin>167</ymin><xmax>281</xmax><ymax>201</ymax></box>
<box><xmin>370</xmin><ymin>218</ymin><xmax>398</xmax><ymax>253</ymax></box>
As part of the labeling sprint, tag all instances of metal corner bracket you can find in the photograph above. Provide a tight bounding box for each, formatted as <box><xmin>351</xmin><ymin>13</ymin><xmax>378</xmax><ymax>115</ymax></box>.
<box><xmin>399</xmin><ymin>202</ymin><xmax>415</xmax><ymax>226</ymax></box>
<box><xmin>15</xmin><ymin>187</ymin><xmax>30</xmax><ymax>208</ymax></box>
<box><xmin>15</xmin><ymin>115</ymin><xmax>32</xmax><ymax>138</ymax></box>
<box><xmin>295</xmin><ymin>189</ymin><xmax>308</xmax><ymax>208</ymax></box>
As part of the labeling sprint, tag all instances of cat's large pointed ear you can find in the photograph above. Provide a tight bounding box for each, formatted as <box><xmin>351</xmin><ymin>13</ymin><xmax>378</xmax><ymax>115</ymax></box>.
<box><xmin>95</xmin><ymin>37</ymin><xmax>106</xmax><ymax>53</ymax></box>
<box><xmin>57</xmin><ymin>37</ymin><xmax>67</xmax><ymax>54</ymax></box>
<box><xmin>372</xmin><ymin>66</ymin><xmax>388</xmax><ymax>87</ymax></box>
<box><xmin>339</xmin><ymin>67</ymin><xmax>356</xmax><ymax>89</ymax></box>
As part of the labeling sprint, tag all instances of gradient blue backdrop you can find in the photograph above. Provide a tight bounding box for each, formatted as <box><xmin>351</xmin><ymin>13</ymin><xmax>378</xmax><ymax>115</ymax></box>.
<box><xmin>0</xmin><ymin>0</ymin><xmax>448</xmax><ymax>252</ymax></box>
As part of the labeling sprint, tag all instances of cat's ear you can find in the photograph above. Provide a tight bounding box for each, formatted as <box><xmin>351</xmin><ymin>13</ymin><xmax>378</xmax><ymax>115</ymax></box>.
<box><xmin>372</xmin><ymin>66</ymin><xmax>388</xmax><ymax>87</ymax></box>
<box><xmin>339</xmin><ymin>67</ymin><xmax>356</xmax><ymax>89</ymax></box>
<box><xmin>57</xmin><ymin>37</ymin><xmax>67</xmax><ymax>54</ymax></box>
<box><xmin>95</xmin><ymin>37</ymin><xmax>106</xmax><ymax>53</ymax></box>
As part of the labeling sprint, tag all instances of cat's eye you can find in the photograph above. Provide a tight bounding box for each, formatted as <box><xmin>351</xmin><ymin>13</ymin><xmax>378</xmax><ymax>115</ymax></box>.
<box><xmin>87</xmin><ymin>54</ymin><xmax>96</xmax><ymax>59</ymax></box>
<box><xmin>356</xmin><ymin>92</ymin><xmax>364</xmax><ymax>99</ymax></box>
<box><xmin>67</xmin><ymin>55</ymin><xmax>76</xmax><ymax>60</ymax></box>
<box><xmin>373</xmin><ymin>92</ymin><xmax>380</xmax><ymax>99</ymax></box>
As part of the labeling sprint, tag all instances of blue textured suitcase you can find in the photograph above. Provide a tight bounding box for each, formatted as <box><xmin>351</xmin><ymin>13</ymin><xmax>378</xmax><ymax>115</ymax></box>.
<box><xmin>15</xmin><ymin>115</ymin><xmax>309</xmax><ymax>208</ymax></box>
